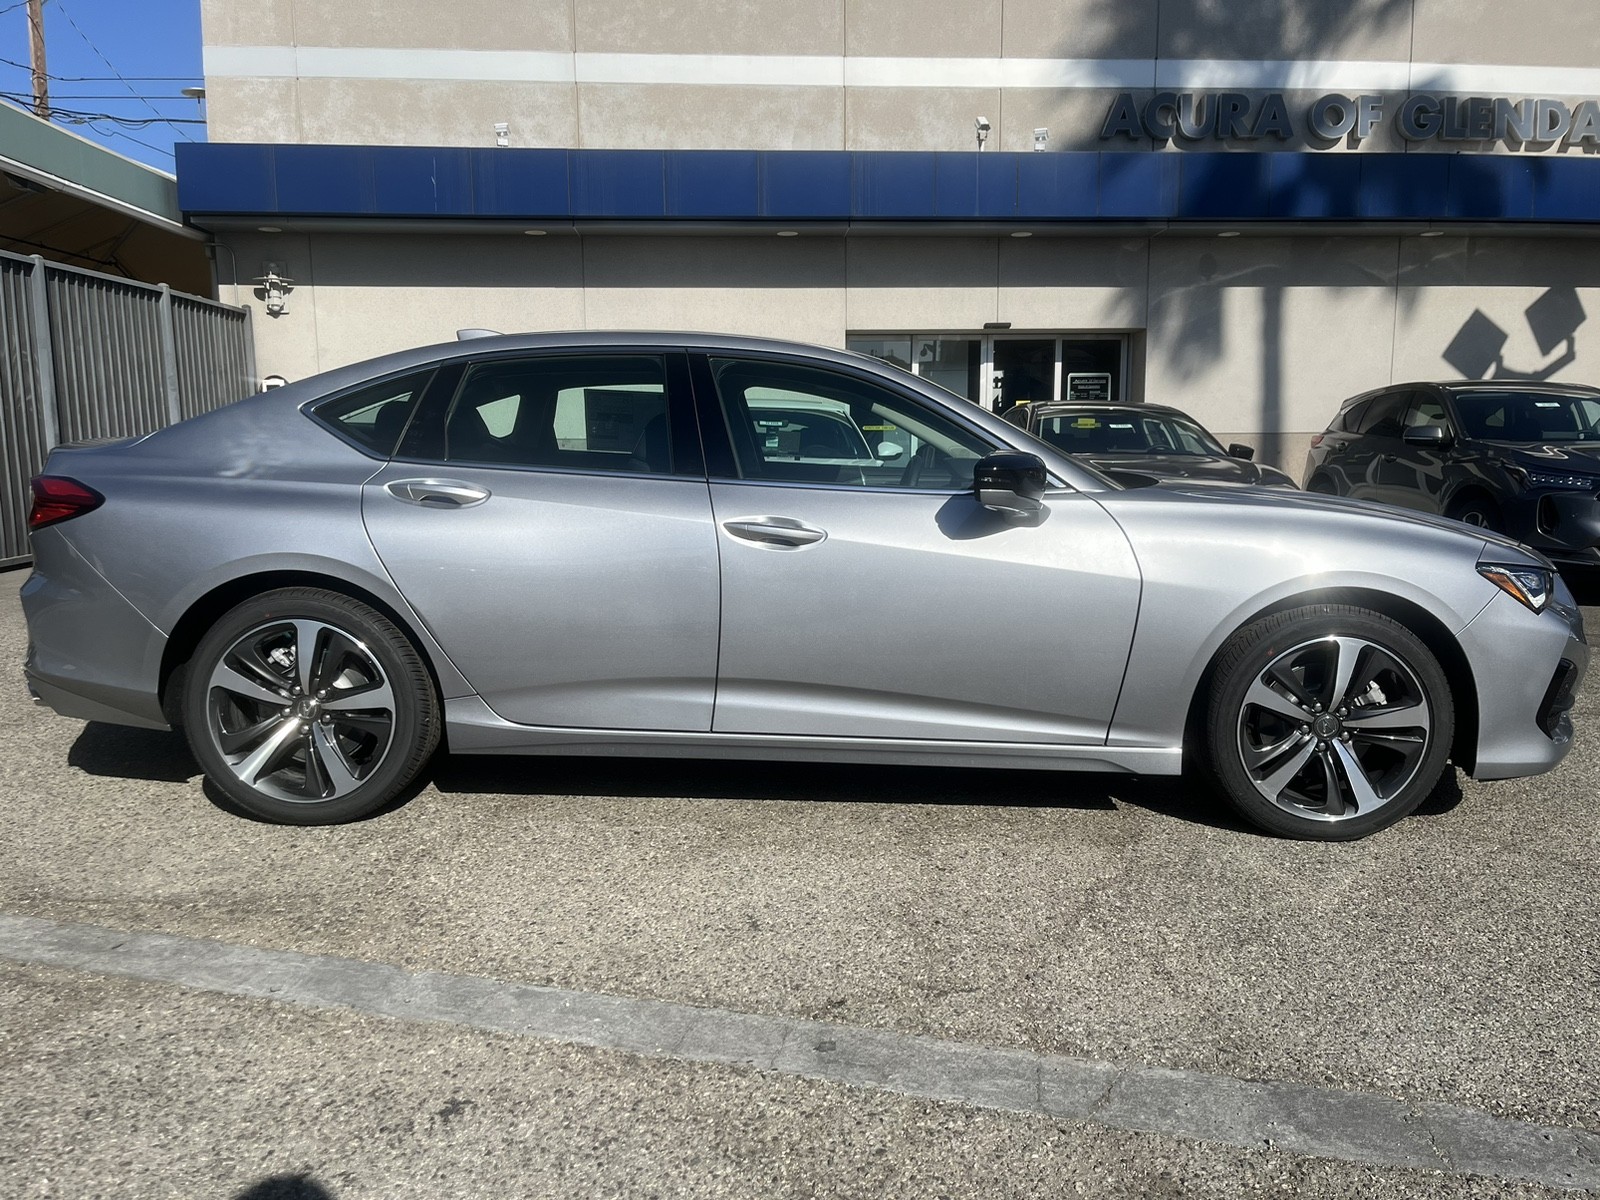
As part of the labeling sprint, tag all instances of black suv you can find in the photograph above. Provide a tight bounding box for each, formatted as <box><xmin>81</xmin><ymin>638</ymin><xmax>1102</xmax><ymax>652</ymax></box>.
<box><xmin>1304</xmin><ymin>381</ymin><xmax>1600</xmax><ymax>565</ymax></box>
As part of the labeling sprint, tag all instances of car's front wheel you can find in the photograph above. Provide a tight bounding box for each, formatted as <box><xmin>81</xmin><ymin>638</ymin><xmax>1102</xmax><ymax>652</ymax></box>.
<box><xmin>1201</xmin><ymin>605</ymin><xmax>1454</xmax><ymax>840</ymax></box>
<box><xmin>182</xmin><ymin>588</ymin><xmax>440</xmax><ymax>824</ymax></box>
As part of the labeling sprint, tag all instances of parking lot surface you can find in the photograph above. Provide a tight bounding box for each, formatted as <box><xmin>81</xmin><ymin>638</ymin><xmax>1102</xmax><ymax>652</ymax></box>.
<box><xmin>3</xmin><ymin>566</ymin><xmax>1598</xmax><ymax>1197</ymax></box>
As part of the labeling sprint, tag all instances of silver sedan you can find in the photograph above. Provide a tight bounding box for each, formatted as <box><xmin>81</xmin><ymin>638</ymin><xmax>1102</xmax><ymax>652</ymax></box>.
<box><xmin>21</xmin><ymin>333</ymin><xmax>1588</xmax><ymax>839</ymax></box>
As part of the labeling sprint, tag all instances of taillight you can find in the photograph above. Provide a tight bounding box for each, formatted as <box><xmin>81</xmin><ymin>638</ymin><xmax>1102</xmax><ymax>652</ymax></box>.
<box><xmin>1309</xmin><ymin>433</ymin><xmax>1325</xmax><ymax>448</ymax></box>
<box><xmin>29</xmin><ymin>476</ymin><xmax>105</xmax><ymax>531</ymax></box>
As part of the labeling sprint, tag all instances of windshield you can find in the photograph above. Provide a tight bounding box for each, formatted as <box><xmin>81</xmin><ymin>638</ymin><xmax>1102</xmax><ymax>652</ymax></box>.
<box><xmin>1031</xmin><ymin>408</ymin><xmax>1226</xmax><ymax>456</ymax></box>
<box><xmin>1452</xmin><ymin>390</ymin><xmax>1600</xmax><ymax>442</ymax></box>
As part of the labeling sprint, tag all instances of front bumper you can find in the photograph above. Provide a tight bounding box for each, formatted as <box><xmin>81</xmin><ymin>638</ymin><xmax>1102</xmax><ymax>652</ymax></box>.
<box><xmin>1458</xmin><ymin>581</ymin><xmax>1588</xmax><ymax>780</ymax></box>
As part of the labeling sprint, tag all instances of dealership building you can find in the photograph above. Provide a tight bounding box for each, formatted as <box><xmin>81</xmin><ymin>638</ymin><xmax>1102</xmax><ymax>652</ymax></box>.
<box><xmin>177</xmin><ymin>0</ymin><xmax>1600</xmax><ymax>474</ymax></box>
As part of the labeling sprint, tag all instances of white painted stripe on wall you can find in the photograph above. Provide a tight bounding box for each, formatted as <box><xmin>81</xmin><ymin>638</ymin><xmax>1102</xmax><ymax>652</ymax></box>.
<box><xmin>1156</xmin><ymin>59</ymin><xmax>1414</xmax><ymax>90</ymax></box>
<box><xmin>578</xmin><ymin>52</ymin><xmax>841</xmax><ymax>87</ymax></box>
<box><xmin>202</xmin><ymin>46</ymin><xmax>1600</xmax><ymax>96</ymax></box>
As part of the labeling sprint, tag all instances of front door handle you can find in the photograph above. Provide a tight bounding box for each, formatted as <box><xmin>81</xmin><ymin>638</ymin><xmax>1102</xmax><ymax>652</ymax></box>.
<box><xmin>722</xmin><ymin>517</ymin><xmax>828</xmax><ymax>548</ymax></box>
<box><xmin>386</xmin><ymin>478</ymin><xmax>491</xmax><ymax>508</ymax></box>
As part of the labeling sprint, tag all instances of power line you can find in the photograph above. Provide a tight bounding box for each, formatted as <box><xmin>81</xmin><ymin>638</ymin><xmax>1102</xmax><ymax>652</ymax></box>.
<box><xmin>0</xmin><ymin>92</ymin><xmax>206</xmax><ymax>126</ymax></box>
<box><xmin>0</xmin><ymin>53</ymin><xmax>199</xmax><ymax>80</ymax></box>
<box><xmin>49</xmin><ymin>0</ymin><xmax>195</xmax><ymax>142</ymax></box>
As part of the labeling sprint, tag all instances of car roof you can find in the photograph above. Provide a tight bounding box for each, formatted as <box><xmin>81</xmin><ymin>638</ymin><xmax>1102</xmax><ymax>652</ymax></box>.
<box><xmin>1378</xmin><ymin>380</ymin><xmax>1600</xmax><ymax>397</ymax></box>
<box><xmin>1028</xmin><ymin>402</ymin><xmax>1192</xmax><ymax>418</ymax></box>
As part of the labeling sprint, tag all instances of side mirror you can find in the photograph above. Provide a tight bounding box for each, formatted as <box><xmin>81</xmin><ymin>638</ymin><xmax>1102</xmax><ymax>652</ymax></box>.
<box><xmin>974</xmin><ymin>451</ymin><xmax>1047</xmax><ymax>521</ymax></box>
<box><xmin>1227</xmin><ymin>442</ymin><xmax>1256</xmax><ymax>461</ymax></box>
<box><xmin>1403</xmin><ymin>424</ymin><xmax>1454</xmax><ymax>448</ymax></box>
<box><xmin>876</xmin><ymin>441</ymin><xmax>905</xmax><ymax>460</ymax></box>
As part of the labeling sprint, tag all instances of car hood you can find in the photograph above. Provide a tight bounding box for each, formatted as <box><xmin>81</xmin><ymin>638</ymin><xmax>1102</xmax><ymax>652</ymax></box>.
<box><xmin>1078</xmin><ymin>452</ymin><xmax>1288</xmax><ymax>486</ymax></box>
<box><xmin>1119</xmin><ymin>478</ymin><xmax>1543</xmax><ymax>561</ymax></box>
<box><xmin>1493</xmin><ymin>442</ymin><xmax>1600</xmax><ymax>471</ymax></box>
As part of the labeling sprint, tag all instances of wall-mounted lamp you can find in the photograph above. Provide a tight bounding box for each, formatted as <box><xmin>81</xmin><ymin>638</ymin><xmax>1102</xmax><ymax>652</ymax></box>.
<box><xmin>975</xmin><ymin>116</ymin><xmax>991</xmax><ymax>151</ymax></box>
<box><xmin>253</xmin><ymin>263</ymin><xmax>294</xmax><ymax>316</ymax></box>
<box><xmin>1032</xmin><ymin>128</ymin><xmax>1049</xmax><ymax>151</ymax></box>
<box><xmin>494</xmin><ymin>121</ymin><xmax>510</xmax><ymax>148</ymax></box>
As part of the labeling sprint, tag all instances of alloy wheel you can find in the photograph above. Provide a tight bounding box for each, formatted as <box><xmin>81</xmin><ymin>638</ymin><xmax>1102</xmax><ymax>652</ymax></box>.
<box><xmin>205</xmin><ymin>618</ymin><xmax>396</xmax><ymax>803</ymax></box>
<box><xmin>1235</xmin><ymin>635</ymin><xmax>1433</xmax><ymax>822</ymax></box>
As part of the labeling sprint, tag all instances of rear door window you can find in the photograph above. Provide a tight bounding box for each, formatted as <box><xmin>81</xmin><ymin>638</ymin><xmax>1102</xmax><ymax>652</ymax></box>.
<box><xmin>1355</xmin><ymin>391</ymin><xmax>1410</xmax><ymax>438</ymax></box>
<box><xmin>444</xmin><ymin>355</ymin><xmax>679</xmax><ymax>475</ymax></box>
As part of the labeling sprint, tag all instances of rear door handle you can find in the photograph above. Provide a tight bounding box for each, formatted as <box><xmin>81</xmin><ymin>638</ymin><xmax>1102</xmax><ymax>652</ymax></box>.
<box><xmin>386</xmin><ymin>478</ymin><xmax>491</xmax><ymax>508</ymax></box>
<box><xmin>722</xmin><ymin>517</ymin><xmax>828</xmax><ymax>548</ymax></box>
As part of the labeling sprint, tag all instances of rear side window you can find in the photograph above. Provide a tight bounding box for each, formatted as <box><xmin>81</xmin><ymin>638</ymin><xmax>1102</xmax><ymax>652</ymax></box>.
<box><xmin>445</xmin><ymin>355</ymin><xmax>675</xmax><ymax>475</ymax></box>
<box><xmin>311</xmin><ymin>369</ymin><xmax>436</xmax><ymax>456</ymax></box>
<box><xmin>1330</xmin><ymin>398</ymin><xmax>1370</xmax><ymax>433</ymax></box>
<box><xmin>1355</xmin><ymin>391</ymin><xmax>1409</xmax><ymax>438</ymax></box>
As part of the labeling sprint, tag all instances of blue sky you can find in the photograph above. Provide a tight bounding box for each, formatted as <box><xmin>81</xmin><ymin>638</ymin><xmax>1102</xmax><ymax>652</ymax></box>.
<box><xmin>0</xmin><ymin>0</ymin><xmax>205</xmax><ymax>174</ymax></box>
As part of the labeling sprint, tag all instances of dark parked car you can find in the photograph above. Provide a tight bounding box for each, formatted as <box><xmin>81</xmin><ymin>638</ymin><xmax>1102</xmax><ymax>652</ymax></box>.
<box><xmin>1008</xmin><ymin>402</ymin><xmax>1298</xmax><ymax>488</ymax></box>
<box><xmin>1303</xmin><ymin>381</ymin><xmax>1600</xmax><ymax>566</ymax></box>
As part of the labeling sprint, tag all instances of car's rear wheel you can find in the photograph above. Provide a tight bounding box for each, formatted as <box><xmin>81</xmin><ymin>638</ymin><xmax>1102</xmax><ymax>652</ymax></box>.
<box><xmin>1305</xmin><ymin>474</ymin><xmax>1337</xmax><ymax>494</ymax></box>
<box><xmin>182</xmin><ymin>588</ymin><xmax>439</xmax><ymax>824</ymax></box>
<box><xmin>1201</xmin><ymin>605</ymin><xmax>1454</xmax><ymax>840</ymax></box>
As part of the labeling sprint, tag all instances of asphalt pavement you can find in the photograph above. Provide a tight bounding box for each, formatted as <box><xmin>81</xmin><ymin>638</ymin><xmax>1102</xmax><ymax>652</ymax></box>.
<box><xmin>2</xmin><ymin>565</ymin><xmax>1598</xmax><ymax>1198</ymax></box>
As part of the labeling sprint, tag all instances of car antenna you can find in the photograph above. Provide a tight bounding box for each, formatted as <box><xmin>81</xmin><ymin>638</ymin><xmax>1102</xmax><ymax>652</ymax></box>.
<box><xmin>455</xmin><ymin>328</ymin><xmax>502</xmax><ymax>340</ymax></box>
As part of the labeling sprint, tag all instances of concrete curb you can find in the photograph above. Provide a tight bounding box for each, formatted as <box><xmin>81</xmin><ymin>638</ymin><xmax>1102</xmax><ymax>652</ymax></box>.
<box><xmin>3</xmin><ymin>912</ymin><xmax>1595</xmax><ymax>1191</ymax></box>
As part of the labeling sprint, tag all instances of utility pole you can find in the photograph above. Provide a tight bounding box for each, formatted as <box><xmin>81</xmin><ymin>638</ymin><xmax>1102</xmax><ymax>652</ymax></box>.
<box><xmin>28</xmin><ymin>0</ymin><xmax>49</xmax><ymax>118</ymax></box>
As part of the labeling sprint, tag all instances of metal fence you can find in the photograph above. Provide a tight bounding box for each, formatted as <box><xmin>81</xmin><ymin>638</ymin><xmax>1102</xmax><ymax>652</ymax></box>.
<box><xmin>0</xmin><ymin>249</ymin><xmax>255</xmax><ymax>567</ymax></box>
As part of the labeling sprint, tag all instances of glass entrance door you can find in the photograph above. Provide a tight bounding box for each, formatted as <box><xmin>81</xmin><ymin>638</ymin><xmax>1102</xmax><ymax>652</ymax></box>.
<box><xmin>848</xmin><ymin>333</ymin><xmax>1128</xmax><ymax>412</ymax></box>
<box><xmin>991</xmin><ymin>339</ymin><xmax>1055</xmax><ymax>415</ymax></box>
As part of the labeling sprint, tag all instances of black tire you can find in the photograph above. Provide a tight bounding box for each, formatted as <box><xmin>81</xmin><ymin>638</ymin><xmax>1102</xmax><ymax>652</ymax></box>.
<box><xmin>182</xmin><ymin>587</ymin><xmax>440</xmax><ymax>824</ymax></box>
<box><xmin>1305</xmin><ymin>475</ymin><xmax>1337</xmax><ymax>495</ymax></box>
<box><xmin>1448</xmin><ymin>494</ymin><xmax>1502</xmax><ymax>533</ymax></box>
<box><xmin>1200</xmin><ymin>604</ymin><xmax>1454</xmax><ymax>841</ymax></box>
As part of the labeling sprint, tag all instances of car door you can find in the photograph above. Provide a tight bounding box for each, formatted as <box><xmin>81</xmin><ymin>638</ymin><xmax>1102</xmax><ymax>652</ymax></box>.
<box><xmin>694</xmin><ymin>352</ymin><xmax>1142</xmax><ymax>745</ymax></box>
<box><xmin>1380</xmin><ymin>388</ymin><xmax>1456</xmax><ymax>513</ymax></box>
<box><xmin>361</xmin><ymin>349</ymin><xmax>721</xmax><ymax>731</ymax></box>
<box><xmin>1342</xmin><ymin>389</ymin><xmax>1411</xmax><ymax>504</ymax></box>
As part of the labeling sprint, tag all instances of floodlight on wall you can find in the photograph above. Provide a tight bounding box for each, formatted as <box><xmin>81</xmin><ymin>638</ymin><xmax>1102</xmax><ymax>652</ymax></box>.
<box><xmin>494</xmin><ymin>121</ymin><xmax>510</xmax><ymax>148</ymax></box>
<box><xmin>1032</xmin><ymin>128</ymin><xmax>1049</xmax><ymax>151</ymax></box>
<box><xmin>975</xmin><ymin>117</ymin><xmax>991</xmax><ymax>151</ymax></box>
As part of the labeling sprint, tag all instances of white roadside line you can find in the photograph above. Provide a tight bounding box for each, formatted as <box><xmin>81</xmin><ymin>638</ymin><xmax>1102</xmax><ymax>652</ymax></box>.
<box><xmin>2</xmin><ymin>913</ymin><xmax>1595</xmax><ymax>1191</ymax></box>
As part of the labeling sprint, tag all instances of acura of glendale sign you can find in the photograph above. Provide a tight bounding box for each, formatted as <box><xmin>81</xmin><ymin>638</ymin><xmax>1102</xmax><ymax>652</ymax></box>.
<box><xmin>1100</xmin><ymin>91</ymin><xmax>1600</xmax><ymax>147</ymax></box>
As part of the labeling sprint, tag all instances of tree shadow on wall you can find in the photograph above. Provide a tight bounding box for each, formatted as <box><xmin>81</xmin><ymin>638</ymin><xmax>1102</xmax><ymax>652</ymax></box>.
<box><xmin>1074</xmin><ymin>0</ymin><xmax>1566</xmax><ymax>465</ymax></box>
<box><xmin>1441</xmin><ymin>288</ymin><xmax>1587</xmax><ymax>381</ymax></box>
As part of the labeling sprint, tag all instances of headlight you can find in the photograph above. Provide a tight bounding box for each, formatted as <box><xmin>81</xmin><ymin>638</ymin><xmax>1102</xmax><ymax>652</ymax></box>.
<box><xmin>1521</xmin><ymin>468</ymin><xmax>1598</xmax><ymax>491</ymax></box>
<box><xmin>1478</xmin><ymin>563</ymin><xmax>1554</xmax><ymax>613</ymax></box>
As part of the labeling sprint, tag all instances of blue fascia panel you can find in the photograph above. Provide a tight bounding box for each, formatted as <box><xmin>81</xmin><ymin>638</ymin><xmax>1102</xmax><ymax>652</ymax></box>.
<box><xmin>852</xmin><ymin>152</ymin><xmax>938</xmax><ymax>218</ymax></box>
<box><xmin>1358</xmin><ymin>154</ymin><xmax>1451</xmax><ymax>220</ymax></box>
<box><xmin>572</xmin><ymin>150</ymin><xmax>667</xmax><ymax>219</ymax></box>
<box><xmin>370</xmin><ymin>147</ymin><xmax>475</xmax><ymax>216</ymax></box>
<box><xmin>1099</xmin><ymin>154</ymin><xmax>1180</xmax><ymax>218</ymax></box>
<box><xmin>667</xmin><ymin>150</ymin><xmax>759</xmax><ymax>218</ymax></box>
<box><xmin>1532</xmin><ymin>157</ymin><xmax>1600</xmax><ymax>222</ymax></box>
<box><xmin>175</xmin><ymin>142</ymin><xmax>276</xmax><ymax>213</ymax></box>
<box><xmin>758</xmin><ymin>151</ymin><xmax>851</xmax><ymax>218</ymax></box>
<box><xmin>472</xmin><ymin>148</ymin><xmax>571</xmax><ymax>217</ymax></box>
<box><xmin>932</xmin><ymin>152</ymin><xmax>1027</xmax><ymax>218</ymax></box>
<box><xmin>1448</xmin><ymin>155</ymin><xmax>1535</xmax><ymax>220</ymax></box>
<box><xmin>176</xmin><ymin>145</ymin><xmax>1600</xmax><ymax>228</ymax></box>
<box><xmin>1015</xmin><ymin>153</ymin><xmax>1099</xmax><ymax>218</ymax></box>
<box><xmin>1266</xmin><ymin>154</ymin><xmax>1363</xmax><ymax>219</ymax></box>
<box><xmin>1177</xmin><ymin>154</ymin><xmax>1271</xmax><ymax>219</ymax></box>
<box><xmin>272</xmin><ymin>145</ymin><xmax>372</xmax><ymax>215</ymax></box>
